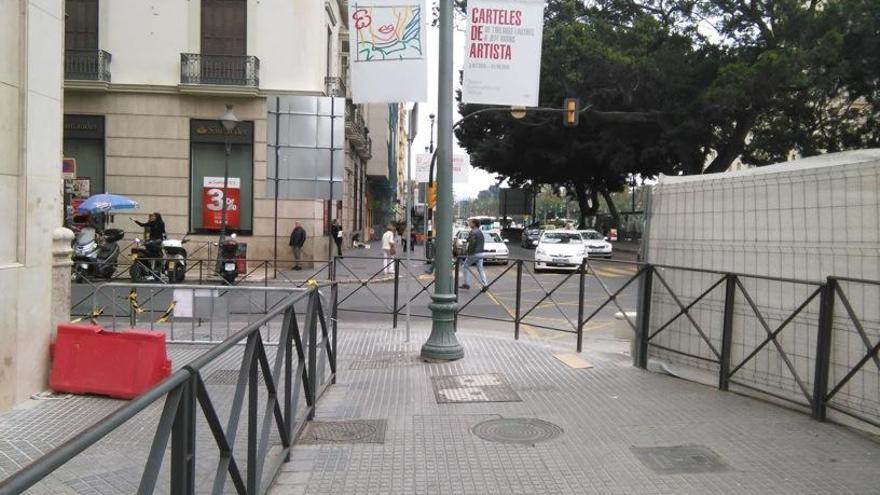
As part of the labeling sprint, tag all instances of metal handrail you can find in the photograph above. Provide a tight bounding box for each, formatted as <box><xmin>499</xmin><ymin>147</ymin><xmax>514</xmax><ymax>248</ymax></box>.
<box><xmin>0</xmin><ymin>284</ymin><xmax>335</xmax><ymax>495</ymax></box>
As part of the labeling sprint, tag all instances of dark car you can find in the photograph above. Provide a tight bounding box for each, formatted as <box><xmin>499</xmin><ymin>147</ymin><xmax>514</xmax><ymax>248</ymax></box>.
<box><xmin>520</xmin><ymin>224</ymin><xmax>543</xmax><ymax>249</ymax></box>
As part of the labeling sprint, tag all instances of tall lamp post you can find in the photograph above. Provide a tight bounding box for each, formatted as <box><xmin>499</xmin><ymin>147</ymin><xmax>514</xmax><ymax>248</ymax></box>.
<box><xmin>421</xmin><ymin>0</ymin><xmax>463</xmax><ymax>361</ymax></box>
<box><xmin>218</xmin><ymin>104</ymin><xmax>239</xmax><ymax>245</ymax></box>
<box><xmin>429</xmin><ymin>114</ymin><xmax>435</xmax><ymax>153</ymax></box>
<box><xmin>425</xmin><ymin>113</ymin><xmax>436</xmax><ymax>259</ymax></box>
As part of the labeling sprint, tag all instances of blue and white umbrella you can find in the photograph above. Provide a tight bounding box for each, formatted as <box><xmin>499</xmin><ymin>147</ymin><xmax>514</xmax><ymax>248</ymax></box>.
<box><xmin>76</xmin><ymin>193</ymin><xmax>140</xmax><ymax>214</ymax></box>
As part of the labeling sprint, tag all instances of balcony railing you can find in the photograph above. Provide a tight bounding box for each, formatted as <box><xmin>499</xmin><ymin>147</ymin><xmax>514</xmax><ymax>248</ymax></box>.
<box><xmin>324</xmin><ymin>76</ymin><xmax>348</xmax><ymax>98</ymax></box>
<box><xmin>64</xmin><ymin>50</ymin><xmax>112</xmax><ymax>82</ymax></box>
<box><xmin>345</xmin><ymin>102</ymin><xmax>371</xmax><ymax>160</ymax></box>
<box><xmin>180</xmin><ymin>53</ymin><xmax>260</xmax><ymax>87</ymax></box>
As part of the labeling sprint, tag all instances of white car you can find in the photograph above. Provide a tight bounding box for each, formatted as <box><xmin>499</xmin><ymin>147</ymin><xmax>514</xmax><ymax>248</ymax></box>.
<box><xmin>454</xmin><ymin>229</ymin><xmax>510</xmax><ymax>264</ymax></box>
<box><xmin>534</xmin><ymin>230</ymin><xmax>587</xmax><ymax>272</ymax></box>
<box><xmin>453</xmin><ymin>228</ymin><xmax>469</xmax><ymax>256</ymax></box>
<box><xmin>578</xmin><ymin>230</ymin><xmax>613</xmax><ymax>258</ymax></box>
<box><xmin>481</xmin><ymin>230</ymin><xmax>509</xmax><ymax>265</ymax></box>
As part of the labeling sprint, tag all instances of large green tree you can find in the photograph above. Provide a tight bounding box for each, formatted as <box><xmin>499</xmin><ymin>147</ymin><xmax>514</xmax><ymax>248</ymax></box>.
<box><xmin>455</xmin><ymin>0</ymin><xmax>880</xmax><ymax>226</ymax></box>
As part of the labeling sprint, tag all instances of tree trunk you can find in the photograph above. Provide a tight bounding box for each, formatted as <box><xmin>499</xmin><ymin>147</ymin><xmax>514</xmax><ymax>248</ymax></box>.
<box><xmin>704</xmin><ymin>111</ymin><xmax>758</xmax><ymax>174</ymax></box>
<box><xmin>601</xmin><ymin>188</ymin><xmax>621</xmax><ymax>228</ymax></box>
<box><xmin>573</xmin><ymin>183</ymin><xmax>594</xmax><ymax>228</ymax></box>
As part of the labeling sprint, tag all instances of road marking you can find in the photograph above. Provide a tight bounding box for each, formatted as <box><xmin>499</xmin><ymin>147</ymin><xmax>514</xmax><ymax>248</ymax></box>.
<box><xmin>481</xmin><ymin>289</ymin><xmax>541</xmax><ymax>338</ymax></box>
<box><xmin>590</xmin><ymin>266</ymin><xmax>638</xmax><ymax>277</ymax></box>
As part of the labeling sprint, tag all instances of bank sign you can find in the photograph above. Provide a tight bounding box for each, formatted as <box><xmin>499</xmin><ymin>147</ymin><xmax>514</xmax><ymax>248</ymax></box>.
<box><xmin>202</xmin><ymin>177</ymin><xmax>241</xmax><ymax>230</ymax></box>
<box><xmin>462</xmin><ymin>0</ymin><xmax>545</xmax><ymax>107</ymax></box>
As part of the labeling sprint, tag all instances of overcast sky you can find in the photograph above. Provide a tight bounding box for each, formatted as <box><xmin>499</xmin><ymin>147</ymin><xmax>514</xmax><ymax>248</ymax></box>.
<box><xmin>408</xmin><ymin>19</ymin><xmax>497</xmax><ymax>199</ymax></box>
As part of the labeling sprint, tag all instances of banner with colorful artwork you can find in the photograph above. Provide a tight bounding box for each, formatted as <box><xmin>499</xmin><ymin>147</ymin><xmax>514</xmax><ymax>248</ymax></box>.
<box><xmin>349</xmin><ymin>0</ymin><xmax>427</xmax><ymax>103</ymax></box>
<box><xmin>462</xmin><ymin>0</ymin><xmax>545</xmax><ymax>106</ymax></box>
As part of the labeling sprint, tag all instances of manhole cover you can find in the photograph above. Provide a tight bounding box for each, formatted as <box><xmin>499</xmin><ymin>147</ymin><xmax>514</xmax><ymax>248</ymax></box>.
<box><xmin>631</xmin><ymin>445</ymin><xmax>731</xmax><ymax>474</ymax></box>
<box><xmin>472</xmin><ymin>418</ymin><xmax>563</xmax><ymax>445</ymax></box>
<box><xmin>431</xmin><ymin>373</ymin><xmax>522</xmax><ymax>403</ymax></box>
<box><xmin>298</xmin><ymin>420</ymin><xmax>386</xmax><ymax>444</ymax></box>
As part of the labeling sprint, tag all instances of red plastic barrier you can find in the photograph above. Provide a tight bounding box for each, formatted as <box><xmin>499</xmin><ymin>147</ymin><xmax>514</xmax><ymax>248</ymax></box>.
<box><xmin>50</xmin><ymin>323</ymin><xmax>172</xmax><ymax>399</ymax></box>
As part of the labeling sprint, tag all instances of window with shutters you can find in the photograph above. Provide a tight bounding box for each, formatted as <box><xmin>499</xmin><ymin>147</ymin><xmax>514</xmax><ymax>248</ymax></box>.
<box><xmin>65</xmin><ymin>0</ymin><xmax>98</xmax><ymax>51</ymax></box>
<box><xmin>199</xmin><ymin>0</ymin><xmax>248</xmax><ymax>83</ymax></box>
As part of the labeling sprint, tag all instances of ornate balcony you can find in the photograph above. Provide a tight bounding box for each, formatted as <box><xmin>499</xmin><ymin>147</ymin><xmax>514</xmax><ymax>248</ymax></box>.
<box><xmin>64</xmin><ymin>50</ymin><xmax>112</xmax><ymax>83</ymax></box>
<box><xmin>324</xmin><ymin>76</ymin><xmax>348</xmax><ymax>98</ymax></box>
<box><xmin>180</xmin><ymin>54</ymin><xmax>260</xmax><ymax>87</ymax></box>
<box><xmin>346</xmin><ymin>102</ymin><xmax>372</xmax><ymax>160</ymax></box>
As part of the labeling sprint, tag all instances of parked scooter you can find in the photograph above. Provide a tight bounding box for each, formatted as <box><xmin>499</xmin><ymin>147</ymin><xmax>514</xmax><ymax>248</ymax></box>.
<box><xmin>72</xmin><ymin>227</ymin><xmax>125</xmax><ymax>282</ymax></box>
<box><xmin>215</xmin><ymin>233</ymin><xmax>240</xmax><ymax>284</ymax></box>
<box><xmin>130</xmin><ymin>236</ymin><xmax>189</xmax><ymax>283</ymax></box>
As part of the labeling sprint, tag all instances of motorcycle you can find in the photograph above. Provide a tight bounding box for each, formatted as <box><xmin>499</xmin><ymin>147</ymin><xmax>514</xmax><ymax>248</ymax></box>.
<box><xmin>71</xmin><ymin>227</ymin><xmax>124</xmax><ymax>282</ymax></box>
<box><xmin>215</xmin><ymin>233</ymin><xmax>240</xmax><ymax>284</ymax></box>
<box><xmin>130</xmin><ymin>236</ymin><xmax>189</xmax><ymax>283</ymax></box>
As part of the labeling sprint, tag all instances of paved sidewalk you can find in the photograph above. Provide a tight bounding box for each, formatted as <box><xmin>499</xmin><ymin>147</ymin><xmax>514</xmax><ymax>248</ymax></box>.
<box><xmin>1</xmin><ymin>322</ymin><xmax>878</xmax><ymax>494</ymax></box>
<box><xmin>270</xmin><ymin>324</ymin><xmax>879</xmax><ymax>495</ymax></box>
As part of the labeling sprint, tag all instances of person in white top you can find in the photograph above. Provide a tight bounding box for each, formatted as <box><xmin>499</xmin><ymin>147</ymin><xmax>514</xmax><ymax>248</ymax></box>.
<box><xmin>381</xmin><ymin>224</ymin><xmax>396</xmax><ymax>274</ymax></box>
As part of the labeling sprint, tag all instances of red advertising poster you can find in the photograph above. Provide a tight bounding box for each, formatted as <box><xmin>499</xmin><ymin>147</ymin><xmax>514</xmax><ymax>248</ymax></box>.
<box><xmin>202</xmin><ymin>177</ymin><xmax>241</xmax><ymax>230</ymax></box>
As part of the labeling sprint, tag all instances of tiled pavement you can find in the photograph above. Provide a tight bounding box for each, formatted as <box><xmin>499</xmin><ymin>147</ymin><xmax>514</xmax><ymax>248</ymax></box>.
<box><xmin>1</xmin><ymin>322</ymin><xmax>878</xmax><ymax>494</ymax></box>
<box><xmin>270</xmin><ymin>324</ymin><xmax>880</xmax><ymax>495</ymax></box>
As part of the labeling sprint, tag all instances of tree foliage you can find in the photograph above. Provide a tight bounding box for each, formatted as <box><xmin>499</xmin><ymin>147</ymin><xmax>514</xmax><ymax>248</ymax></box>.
<box><xmin>454</xmin><ymin>0</ymin><xmax>880</xmax><ymax>225</ymax></box>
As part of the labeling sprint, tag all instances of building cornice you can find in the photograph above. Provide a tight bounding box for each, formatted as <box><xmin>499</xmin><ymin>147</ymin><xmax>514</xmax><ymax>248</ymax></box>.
<box><xmin>64</xmin><ymin>82</ymin><xmax>327</xmax><ymax>98</ymax></box>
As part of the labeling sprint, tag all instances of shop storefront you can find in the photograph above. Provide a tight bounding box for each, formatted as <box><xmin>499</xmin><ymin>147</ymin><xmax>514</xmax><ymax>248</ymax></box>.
<box><xmin>189</xmin><ymin>119</ymin><xmax>254</xmax><ymax>234</ymax></box>
<box><xmin>63</xmin><ymin>114</ymin><xmax>105</xmax><ymax>203</ymax></box>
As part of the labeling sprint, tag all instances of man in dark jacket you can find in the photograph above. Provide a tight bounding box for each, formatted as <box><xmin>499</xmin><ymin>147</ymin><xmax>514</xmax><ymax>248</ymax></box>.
<box><xmin>330</xmin><ymin>219</ymin><xmax>343</xmax><ymax>257</ymax></box>
<box><xmin>289</xmin><ymin>222</ymin><xmax>306</xmax><ymax>270</ymax></box>
<box><xmin>459</xmin><ymin>219</ymin><xmax>487</xmax><ymax>290</ymax></box>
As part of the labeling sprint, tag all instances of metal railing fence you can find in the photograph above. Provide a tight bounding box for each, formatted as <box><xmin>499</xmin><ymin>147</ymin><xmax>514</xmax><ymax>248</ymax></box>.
<box><xmin>330</xmin><ymin>254</ymin><xmax>877</xmax><ymax>430</ymax></box>
<box><xmin>79</xmin><ymin>282</ymin><xmax>336</xmax><ymax>346</ymax></box>
<box><xmin>0</xmin><ymin>284</ymin><xmax>337</xmax><ymax>495</ymax></box>
<box><xmin>634</xmin><ymin>265</ymin><xmax>880</xmax><ymax>430</ymax></box>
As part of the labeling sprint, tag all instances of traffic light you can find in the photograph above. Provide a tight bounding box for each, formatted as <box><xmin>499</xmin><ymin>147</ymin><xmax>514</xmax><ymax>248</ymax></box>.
<box><xmin>427</xmin><ymin>184</ymin><xmax>437</xmax><ymax>208</ymax></box>
<box><xmin>563</xmin><ymin>98</ymin><xmax>579</xmax><ymax>127</ymax></box>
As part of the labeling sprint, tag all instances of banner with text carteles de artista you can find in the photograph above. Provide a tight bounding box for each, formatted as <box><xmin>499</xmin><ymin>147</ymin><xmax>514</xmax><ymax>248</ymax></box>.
<box><xmin>349</xmin><ymin>0</ymin><xmax>428</xmax><ymax>103</ymax></box>
<box><xmin>462</xmin><ymin>0</ymin><xmax>545</xmax><ymax>107</ymax></box>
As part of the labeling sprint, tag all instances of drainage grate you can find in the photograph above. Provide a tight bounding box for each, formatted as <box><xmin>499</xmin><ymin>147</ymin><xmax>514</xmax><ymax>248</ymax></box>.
<box><xmin>631</xmin><ymin>445</ymin><xmax>731</xmax><ymax>474</ymax></box>
<box><xmin>431</xmin><ymin>373</ymin><xmax>521</xmax><ymax>403</ymax></box>
<box><xmin>471</xmin><ymin>418</ymin><xmax>563</xmax><ymax>445</ymax></box>
<box><xmin>298</xmin><ymin>420</ymin><xmax>387</xmax><ymax>444</ymax></box>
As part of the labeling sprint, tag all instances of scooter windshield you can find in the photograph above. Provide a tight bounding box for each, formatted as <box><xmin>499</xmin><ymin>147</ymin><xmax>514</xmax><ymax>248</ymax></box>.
<box><xmin>76</xmin><ymin>228</ymin><xmax>96</xmax><ymax>245</ymax></box>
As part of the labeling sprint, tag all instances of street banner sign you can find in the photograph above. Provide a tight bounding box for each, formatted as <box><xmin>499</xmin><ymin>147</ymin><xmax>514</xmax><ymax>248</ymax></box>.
<box><xmin>462</xmin><ymin>0</ymin><xmax>545</xmax><ymax>106</ymax></box>
<box><xmin>416</xmin><ymin>154</ymin><xmax>470</xmax><ymax>183</ymax></box>
<box><xmin>202</xmin><ymin>177</ymin><xmax>241</xmax><ymax>230</ymax></box>
<box><xmin>349</xmin><ymin>0</ymin><xmax>428</xmax><ymax>103</ymax></box>
<box><xmin>499</xmin><ymin>188</ymin><xmax>533</xmax><ymax>215</ymax></box>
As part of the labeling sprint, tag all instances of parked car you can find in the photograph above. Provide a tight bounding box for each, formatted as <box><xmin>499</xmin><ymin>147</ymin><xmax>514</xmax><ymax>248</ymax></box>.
<box><xmin>520</xmin><ymin>224</ymin><xmax>543</xmax><ymax>249</ymax></box>
<box><xmin>534</xmin><ymin>230</ymin><xmax>587</xmax><ymax>272</ymax></box>
<box><xmin>454</xmin><ymin>229</ymin><xmax>509</xmax><ymax>263</ymax></box>
<box><xmin>482</xmin><ymin>230</ymin><xmax>510</xmax><ymax>265</ymax></box>
<box><xmin>453</xmin><ymin>228</ymin><xmax>469</xmax><ymax>256</ymax></box>
<box><xmin>578</xmin><ymin>229</ymin><xmax>613</xmax><ymax>258</ymax></box>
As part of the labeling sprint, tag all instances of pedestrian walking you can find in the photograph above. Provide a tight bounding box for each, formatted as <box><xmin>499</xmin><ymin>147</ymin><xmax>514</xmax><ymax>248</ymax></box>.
<box><xmin>382</xmin><ymin>224</ymin><xmax>397</xmax><ymax>274</ymax></box>
<box><xmin>289</xmin><ymin>221</ymin><xmax>306</xmax><ymax>270</ymax></box>
<box><xmin>330</xmin><ymin>219</ymin><xmax>343</xmax><ymax>257</ymax></box>
<box><xmin>459</xmin><ymin>218</ymin><xmax>487</xmax><ymax>290</ymax></box>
